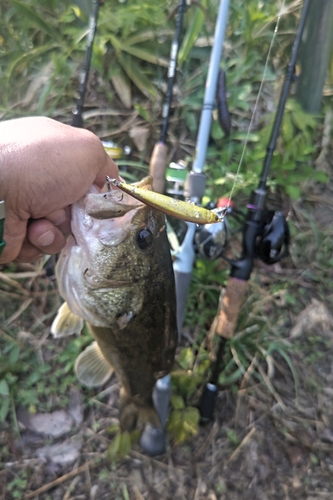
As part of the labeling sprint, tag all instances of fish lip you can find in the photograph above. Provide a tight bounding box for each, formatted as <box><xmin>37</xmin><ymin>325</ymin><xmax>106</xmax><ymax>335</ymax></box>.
<box><xmin>84</xmin><ymin>276</ymin><xmax>141</xmax><ymax>290</ymax></box>
<box><xmin>97</xmin><ymin>282</ymin><xmax>135</xmax><ymax>289</ymax></box>
<box><xmin>85</xmin><ymin>281</ymin><xmax>136</xmax><ymax>290</ymax></box>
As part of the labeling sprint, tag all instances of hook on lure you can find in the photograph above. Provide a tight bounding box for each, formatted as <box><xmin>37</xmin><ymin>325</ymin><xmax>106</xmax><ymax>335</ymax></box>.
<box><xmin>106</xmin><ymin>176</ymin><xmax>226</xmax><ymax>225</ymax></box>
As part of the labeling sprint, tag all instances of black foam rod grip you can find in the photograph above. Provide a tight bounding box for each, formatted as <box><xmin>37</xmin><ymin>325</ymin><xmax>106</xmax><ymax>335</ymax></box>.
<box><xmin>199</xmin><ymin>383</ymin><xmax>217</xmax><ymax>423</ymax></box>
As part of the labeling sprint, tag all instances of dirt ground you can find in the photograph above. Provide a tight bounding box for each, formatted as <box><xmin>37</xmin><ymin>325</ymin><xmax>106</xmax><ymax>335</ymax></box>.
<box><xmin>0</xmin><ymin>154</ymin><xmax>333</xmax><ymax>500</ymax></box>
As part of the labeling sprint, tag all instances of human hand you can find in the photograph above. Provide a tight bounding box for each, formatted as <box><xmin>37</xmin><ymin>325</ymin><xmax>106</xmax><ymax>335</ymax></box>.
<box><xmin>0</xmin><ymin>116</ymin><xmax>118</xmax><ymax>263</ymax></box>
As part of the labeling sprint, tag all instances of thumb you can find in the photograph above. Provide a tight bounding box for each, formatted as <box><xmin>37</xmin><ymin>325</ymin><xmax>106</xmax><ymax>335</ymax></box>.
<box><xmin>93</xmin><ymin>155</ymin><xmax>119</xmax><ymax>189</ymax></box>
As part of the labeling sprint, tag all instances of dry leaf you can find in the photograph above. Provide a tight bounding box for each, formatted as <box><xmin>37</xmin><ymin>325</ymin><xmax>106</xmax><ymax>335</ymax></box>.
<box><xmin>289</xmin><ymin>299</ymin><xmax>333</xmax><ymax>339</ymax></box>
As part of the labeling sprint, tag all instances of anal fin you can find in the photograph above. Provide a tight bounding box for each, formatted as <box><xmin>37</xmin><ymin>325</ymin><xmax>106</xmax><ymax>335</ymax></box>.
<box><xmin>75</xmin><ymin>341</ymin><xmax>114</xmax><ymax>387</ymax></box>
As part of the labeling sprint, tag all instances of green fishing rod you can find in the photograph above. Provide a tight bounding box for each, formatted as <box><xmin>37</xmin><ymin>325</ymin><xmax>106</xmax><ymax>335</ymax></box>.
<box><xmin>199</xmin><ymin>0</ymin><xmax>311</xmax><ymax>422</ymax></box>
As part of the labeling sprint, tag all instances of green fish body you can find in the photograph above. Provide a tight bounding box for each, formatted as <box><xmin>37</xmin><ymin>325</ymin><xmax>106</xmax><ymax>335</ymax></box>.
<box><xmin>52</xmin><ymin>177</ymin><xmax>177</xmax><ymax>431</ymax></box>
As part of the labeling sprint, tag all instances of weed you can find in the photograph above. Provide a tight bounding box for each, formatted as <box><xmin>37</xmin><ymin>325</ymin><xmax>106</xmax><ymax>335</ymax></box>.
<box><xmin>0</xmin><ymin>324</ymin><xmax>92</xmax><ymax>426</ymax></box>
<box><xmin>6</xmin><ymin>471</ymin><xmax>28</xmax><ymax>499</ymax></box>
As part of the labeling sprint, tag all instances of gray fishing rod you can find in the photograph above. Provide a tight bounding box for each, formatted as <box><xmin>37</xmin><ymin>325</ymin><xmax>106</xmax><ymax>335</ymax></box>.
<box><xmin>141</xmin><ymin>0</ymin><xmax>230</xmax><ymax>456</ymax></box>
<box><xmin>72</xmin><ymin>0</ymin><xmax>104</xmax><ymax>128</ymax></box>
<box><xmin>173</xmin><ymin>0</ymin><xmax>230</xmax><ymax>335</ymax></box>
<box><xmin>140</xmin><ymin>0</ymin><xmax>187</xmax><ymax>456</ymax></box>
<box><xmin>199</xmin><ymin>0</ymin><xmax>311</xmax><ymax>423</ymax></box>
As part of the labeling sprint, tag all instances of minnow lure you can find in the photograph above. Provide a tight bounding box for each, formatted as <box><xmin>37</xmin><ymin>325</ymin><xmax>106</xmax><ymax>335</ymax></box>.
<box><xmin>107</xmin><ymin>176</ymin><xmax>224</xmax><ymax>224</ymax></box>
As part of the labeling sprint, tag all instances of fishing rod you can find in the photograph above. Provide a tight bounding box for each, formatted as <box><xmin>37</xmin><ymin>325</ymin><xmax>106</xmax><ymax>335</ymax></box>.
<box><xmin>199</xmin><ymin>0</ymin><xmax>311</xmax><ymax>422</ymax></box>
<box><xmin>139</xmin><ymin>0</ymin><xmax>188</xmax><ymax>456</ymax></box>
<box><xmin>149</xmin><ymin>0</ymin><xmax>187</xmax><ymax>193</ymax></box>
<box><xmin>44</xmin><ymin>0</ymin><xmax>104</xmax><ymax>279</ymax></box>
<box><xmin>173</xmin><ymin>0</ymin><xmax>230</xmax><ymax>335</ymax></box>
<box><xmin>71</xmin><ymin>0</ymin><xmax>104</xmax><ymax>128</ymax></box>
<box><xmin>140</xmin><ymin>0</ymin><xmax>230</xmax><ymax>455</ymax></box>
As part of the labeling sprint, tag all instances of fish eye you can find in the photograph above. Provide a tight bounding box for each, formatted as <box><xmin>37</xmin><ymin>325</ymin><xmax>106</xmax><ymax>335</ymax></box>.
<box><xmin>136</xmin><ymin>228</ymin><xmax>153</xmax><ymax>250</ymax></box>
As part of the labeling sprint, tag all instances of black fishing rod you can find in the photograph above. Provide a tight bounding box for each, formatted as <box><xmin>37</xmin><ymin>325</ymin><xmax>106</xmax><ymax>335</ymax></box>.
<box><xmin>140</xmin><ymin>0</ymin><xmax>188</xmax><ymax>457</ymax></box>
<box><xmin>44</xmin><ymin>0</ymin><xmax>104</xmax><ymax>279</ymax></box>
<box><xmin>149</xmin><ymin>0</ymin><xmax>187</xmax><ymax>193</ymax></box>
<box><xmin>72</xmin><ymin>0</ymin><xmax>104</xmax><ymax>128</ymax></box>
<box><xmin>199</xmin><ymin>0</ymin><xmax>311</xmax><ymax>422</ymax></box>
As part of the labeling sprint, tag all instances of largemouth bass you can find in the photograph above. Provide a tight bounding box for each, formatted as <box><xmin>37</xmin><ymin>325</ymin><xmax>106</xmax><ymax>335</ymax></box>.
<box><xmin>51</xmin><ymin>176</ymin><xmax>178</xmax><ymax>431</ymax></box>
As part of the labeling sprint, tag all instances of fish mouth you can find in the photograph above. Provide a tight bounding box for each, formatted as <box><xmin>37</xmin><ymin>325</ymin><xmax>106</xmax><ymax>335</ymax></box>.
<box><xmin>83</xmin><ymin>268</ymin><xmax>141</xmax><ymax>289</ymax></box>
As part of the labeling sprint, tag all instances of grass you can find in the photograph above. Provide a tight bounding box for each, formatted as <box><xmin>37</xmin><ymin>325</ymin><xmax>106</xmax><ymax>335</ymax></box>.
<box><xmin>1</xmin><ymin>0</ymin><xmax>333</xmax><ymax>497</ymax></box>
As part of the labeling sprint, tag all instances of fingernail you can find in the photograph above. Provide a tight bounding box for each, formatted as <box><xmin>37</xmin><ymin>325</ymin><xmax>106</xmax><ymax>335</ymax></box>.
<box><xmin>36</xmin><ymin>230</ymin><xmax>55</xmax><ymax>246</ymax></box>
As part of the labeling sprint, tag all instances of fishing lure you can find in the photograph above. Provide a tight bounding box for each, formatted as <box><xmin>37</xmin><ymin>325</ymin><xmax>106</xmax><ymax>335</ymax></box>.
<box><xmin>107</xmin><ymin>177</ymin><xmax>224</xmax><ymax>225</ymax></box>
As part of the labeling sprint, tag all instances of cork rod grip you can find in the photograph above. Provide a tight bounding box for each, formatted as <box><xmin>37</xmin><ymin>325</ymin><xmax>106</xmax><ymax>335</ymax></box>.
<box><xmin>210</xmin><ymin>277</ymin><xmax>248</xmax><ymax>339</ymax></box>
<box><xmin>149</xmin><ymin>142</ymin><xmax>168</xmax><ymax>193</ymax></box>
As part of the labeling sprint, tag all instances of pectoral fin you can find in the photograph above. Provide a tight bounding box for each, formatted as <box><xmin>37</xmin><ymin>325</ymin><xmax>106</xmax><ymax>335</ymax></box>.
<box><xmin>74</xmin><ymin>341</ymin><xmax>114</xmax><ymax>387</ymax></box>
<box><xmin>51</xmin><ymin>302</ymin><xmax>84</xmax><ymax>338</ymax></box>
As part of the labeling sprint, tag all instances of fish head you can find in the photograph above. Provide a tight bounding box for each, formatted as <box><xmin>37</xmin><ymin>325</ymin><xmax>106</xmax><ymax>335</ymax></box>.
<box><xmin>56</xmin><ymin>178</ymin><xmax>169</xmax><ymax>328</ymax></box>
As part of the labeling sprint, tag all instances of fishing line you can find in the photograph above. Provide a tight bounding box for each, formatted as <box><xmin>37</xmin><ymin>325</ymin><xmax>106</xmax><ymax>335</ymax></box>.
<box><xmin>226</xmin><ymin>0</ymin><xmax>287</xmax><ymax>208</ymax></box>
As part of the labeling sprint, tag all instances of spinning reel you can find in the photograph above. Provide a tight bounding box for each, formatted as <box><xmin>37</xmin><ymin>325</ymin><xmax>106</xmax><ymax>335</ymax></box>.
<box><xmin>166</xmin><ymin>163</ymin><xmax>290</xmax><ymax>265</ymax></box>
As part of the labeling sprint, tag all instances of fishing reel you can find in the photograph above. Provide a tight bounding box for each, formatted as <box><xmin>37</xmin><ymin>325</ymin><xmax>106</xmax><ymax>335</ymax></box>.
<box><xmin>256</xmin><ymin>210</ymin><xmax>290</xmax><ymax>264</ymax></box>
<box><xmin>165</xmin><ymin>161</ymin><xmax>187</xmax><ymax>198</ymax></box>
<box><xmin>195</xmin><ymin>198</ymin><xmax>234</xmax><ymax>260</ymax></box>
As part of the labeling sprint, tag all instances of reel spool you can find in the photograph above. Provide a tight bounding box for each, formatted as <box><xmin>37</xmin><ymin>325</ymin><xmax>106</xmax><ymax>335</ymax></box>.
<box><xmin>195</xmin><ymin>199</ymin><xmax>232</xmax><ymax>261</ymax></box>
<box><xmin>165</xmin><ymin>161</ymin><xmax>187</xmax><ymax>198</ymax></box>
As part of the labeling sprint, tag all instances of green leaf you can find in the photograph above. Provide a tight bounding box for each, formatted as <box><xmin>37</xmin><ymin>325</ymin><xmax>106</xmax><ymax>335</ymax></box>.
<box><xmin>282</xmin><ymin>113</ymin><xmax>294</xmax><ymax>142</ymax></box>
<box><xmin>183</xmin><ymin>407</ymin><xmax>199</xmax><ymax>435</ymax></box>
<box><xmin>0</xmin><ymin>379</ymin><xmax>9</xmax><ymax>397</ymax></box>
<box><xmin>108</xmin><ymin>431</ymin><xmax>131</xmax><ymax>461</ymax></box>
<box><xmin>9</xmin><ymin>346</ymin><xmax>20</xmax><ymax>366</ymax></box>
<box><xmin>226</xmin><ymin>428</ymin><xmax>240</xmax><ymax>445</ymax></box>
<box><xmin>271</xmin><ymin>347</ymin><xmax>299</xmax><ymax>401</ymax></box>
<box><xmin>110</xmin><ymin>68</ymin><xmax>132</xmax><ymax>109</ymax></box>
<box><xmin>0</xmin><ymin>398</ymin><xmax>10</xmax><ymax>422</ymax></box>
<box><xmin>286</xmin><ymin>184</ymin><xmax>301</xmax><ymax>200</ymax></box>
<box><xmin>218</xmin><ymin>366</ymin><xmax>244</xmax><ymax>385</ymax></box>
<box><xmin>211</xmin><ymin>119</ymin><xmax>224</xmax><ymax>140</ymax></box>
<box><xmin>117</xmin><ymin>52</ymin><xmax>157</xmax><ymax>98</ymax></box>
<box><xmin>10</xmin><ymin>1</ymin><xmax>62</xmax><ymax>42</ymax></box>
<box><xmin>178</xmin><ymin>0</ymin><xmax>208</xmax><ymax>65</ymax></box>
<box><xmin>125</xmin><ymin>29</ymin><xmax>173</xmax><ymax>46</ymax></box>
<box><xmin>121</xmin><ymin>45</ymin><xmax>168</xmax><ymax>67</ymax></box>
<box><xmin>134</xmin><ymin>104</ymin><xmax>151</xmax><ymax>122</ymax></box>
<box><xmin>108</xmin><ymin>431</ymin><xmax>121</xmax><ymax>461</ymax></box>
<box><xmin>313</xmin><ymin>171</ymin><xmax>328</xmax><ymax>183</ymax></box>
<box><xmin>171</xmin><ymin>394</ymin><xmax>185</xmax><ymax>410</ymax></box>
<box><xmin>122</xmin><ymin>483</ymin><xmax>131</xmax><ymax>500</ymax></box>
<box><xmin>118</xmin><ymin>431</ymin><xmax>131</xmax><ymax>459</ymax></box>
<box><xmin>167</xmin><ymin>410</ymin><xmax>188</xmax><ymax>443</ymax></box>
<box><xmin>7</xmin><ymin>44</ymin><xmax>58</xmax><ymax>80</ymax></box>
<box><xmin>178</xmin><ymin>347</ymin><xmax>194</xmax><ymax>370</ymax></box>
